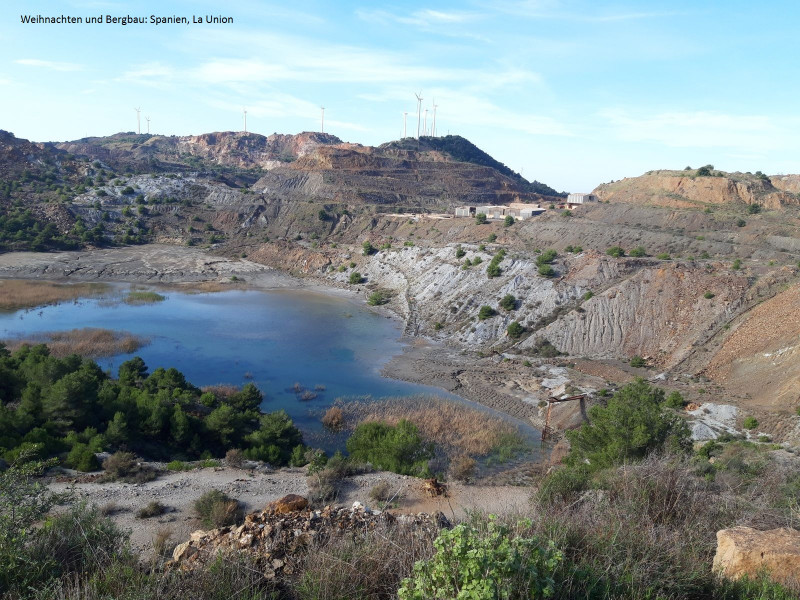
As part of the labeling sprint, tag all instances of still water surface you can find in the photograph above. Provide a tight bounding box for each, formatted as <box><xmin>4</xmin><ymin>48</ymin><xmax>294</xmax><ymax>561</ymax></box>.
<box><xmin>0</xmin><ymin>287</ymin><xmax>539</xmax><ymax>449</ymax></box>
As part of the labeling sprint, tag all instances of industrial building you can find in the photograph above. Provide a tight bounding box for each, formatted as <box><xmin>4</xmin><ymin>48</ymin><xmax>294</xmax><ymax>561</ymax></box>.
<box><xmin>454</xmin><ymin>202</ymin><xmax>546</xmax><ymax>220</ymax></box>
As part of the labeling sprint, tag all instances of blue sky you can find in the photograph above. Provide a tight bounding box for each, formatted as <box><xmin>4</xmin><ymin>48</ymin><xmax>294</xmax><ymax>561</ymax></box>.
<box><xmin>1</xmin><ymin>0</ymin><xmax>798</xmax><ymax>191</ymax></box>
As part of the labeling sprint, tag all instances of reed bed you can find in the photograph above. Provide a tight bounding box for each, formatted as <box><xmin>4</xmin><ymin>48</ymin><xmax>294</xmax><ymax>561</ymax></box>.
<box><xmin>338</xmin><ymin>396</ymin><xmax>524</xmax><ymax>457</ymax></box>
<box><xmin>2</xmin><ymin>328</ymin><xmax>148</xmax><ymax>358</ymax></box>
<box><xmin>0</xmin><ymin>280</ymin><xmax>109</xmax><ymax>310</ymax></box>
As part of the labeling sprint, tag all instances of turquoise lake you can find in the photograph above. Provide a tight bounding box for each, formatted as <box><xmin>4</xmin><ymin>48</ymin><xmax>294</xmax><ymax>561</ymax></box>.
<box><xmin>0</xmin><ymin>286</ymin><xmax>540</xmax><ymax>451</ymax></box>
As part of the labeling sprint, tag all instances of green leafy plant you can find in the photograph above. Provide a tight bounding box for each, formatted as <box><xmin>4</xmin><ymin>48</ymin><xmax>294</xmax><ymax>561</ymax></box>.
<box><xmin>743</xmin><ymin>416</ymin><xmax>759</xmax><ymax>430</ymax></box>
<box><xmin>475</xmin><ymin>213</ymin><xmax>487</xmax><ymax>225</ymax></box>
<box><xmin>606</xmin><ymin>246</ymin><xmax>625</xmax><ymax>258</ymax></box>
<box><xmin>398</xmin><ymin>517</ymin><xmax>562</xmax><ymax>600</ymax></box>
<box><xmin>504</xmin><ymin>215</ymin><xmax>515</xmax><ymax>226</ymax></box>
<box><xmin>629</xmin><ymin>246</ymin><xmax>647</xmax><ymax>257</ymax></box>
<box><xmin>349</xmin><ymin>272</ymin><xmax>364</xmax><ymax>284</ymax></box>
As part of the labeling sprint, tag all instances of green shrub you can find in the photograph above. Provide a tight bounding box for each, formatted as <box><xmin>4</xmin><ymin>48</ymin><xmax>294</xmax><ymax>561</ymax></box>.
<box><xmin>507</xmin><ymin>321</ymin><xmax>525</xmax><ymax>339</ymax></box>
<box><xmin>629</xmin><ymin>246</ymin><xmax>647</xmax><ymax>257</ymax></box>
<box><xmin>478</xmin><ymin>305</ymin><xmax>497</xmax><ymax>320</ymax></box>
<box><xmin>349</xmin><ymin>271</ymin><xmax>364</xmax><ymax>284</ymax></box>
<box><xmin>696</xmin><ymin>165</ymin><xmax>713</xmax><ymax>176</ymax></box>
<box><xmin>500</xmin><ymin>293</ymin><xmax>516</xmax><ymax>311</ymax></box>
<box><xmin>487</xmin><ymin>233</ymin><xmax>497</xmax><ymax>243</ymax></box>
<box><xmin>538</xmin><ymin>264</ymin><xmax>556</xmax><ymax>277</ymax></box>
<box><xmin>743</xmin><ymin>416</ymin><xmax>759</xmax><ymax>430</ymax></box>
<box><xmin>475</xmin><ymin>213</ymin><xmax>487</xmax><ymax>224</ymax></box>
<box><xmin>732</xmin><ymin>259</ymin><xmax>742</xmax><ymax>270</ymax></box>
<box><xmin>455</xmin><ymin>245</ymin><xmax>466</xmax><ymax>259</ymax></box>
<box><xmin>582</xmin><ymin>290</ymin><xmax>593</xmax><ymax>301</ymax></box>
<box><xmin>66</xmin><ymin>443</ymin><xmax>100</xmax><ymax>472</ymax></box>
<box><xmin>362</xmin><ymin>240</ymin><xmax>376</xmax><ymax>256</ymax></box>
<box><xmin>367</xmin><ymin>291</ymin><xmax>389</xmax><ymax>306</ymax></box>
<box><xmin>736</xmin><ymin>218</ymin><xmax>746</xmax><ymax>227</ymax></box>
<box><xmin>629</xmin><ymin>355</ymin><xmax>646</xmax><ymax>368</ymax></box>
<box><xmin>565</xmin><ymin>379</ymin><xmax>691</xmax><ymax>471</ymax></box>
<box><xmin>665</xmin><ymin>391</ymin><xmax>685</xmax><ymax>409</ymax></box>
<box><xmin>398</xmin><ymin>518</ymin><xmax>562</xmax><ymax>600</ymax></box>
<box><xmin>346</xmin><ymin>420</ymin><xmax>432</xmax><ymax>477</ymax></box>
<box><xmin>504</xmin><ymin>215</ymin><xmax>515</xmax><ymax>226</ymax></box>
<box><xmin>657</xmin><ymin>253</ymin><xmax>671</xmax><ymax>260</ymax></box>
<box><xmin>747</xmin><ymin>204</ymin><xmax>761</xmax><ymax>214</ymax></box>
<box><xmin>704</xmin><ymin>291</ymin><xmax>715</xmax><ymax>299</ymax></box>
<box><xmin>487</xmin><ymin>262</ymin><xmax>502</xmax><ymax>278</ymax></box>
<box><xmin>536</xmin><ymin>249</ymin><xmax>557</xmax><ymax>265</ymax></box>
<box><xmin>606</xmin><ymin>246</ymin><xmax>625</xmax><ymax>258</ymax></box>
<box><xmin>561</xmin><ymin>210</ymin><xmax>572</xmax><ymax>217</ymax></box>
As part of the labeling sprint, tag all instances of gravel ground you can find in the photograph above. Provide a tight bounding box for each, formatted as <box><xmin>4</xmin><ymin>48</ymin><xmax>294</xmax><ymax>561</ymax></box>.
<box><xmin>48</xmin><ymin>465</ymin><xmax>533</xmax><ymax>560</ymax></box>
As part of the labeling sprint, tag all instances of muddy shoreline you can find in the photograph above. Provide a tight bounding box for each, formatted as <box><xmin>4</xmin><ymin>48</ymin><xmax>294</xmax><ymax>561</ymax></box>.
<box><xmin>0</xmin><ymin>245</ymin><xmax>545</xmax><ymax>429</ymax></box>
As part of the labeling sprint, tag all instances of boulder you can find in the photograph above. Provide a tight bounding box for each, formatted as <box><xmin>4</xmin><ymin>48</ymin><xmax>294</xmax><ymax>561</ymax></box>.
<box><xmin>266</xmin><ymin>494</ymin><xmax>309</xmax><ymax>514</ymax></box>
<box><xmin>713</xmin><ymin>526</ymin><xmax>800</xmax><ymax>587</ymax></box>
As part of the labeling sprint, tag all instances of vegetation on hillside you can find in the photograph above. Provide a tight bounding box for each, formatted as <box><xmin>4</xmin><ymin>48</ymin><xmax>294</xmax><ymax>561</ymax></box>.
<box><xmin>381</xmin><ymin>135</ymin><xmax>564</xmax><ymax>197</ymax></box>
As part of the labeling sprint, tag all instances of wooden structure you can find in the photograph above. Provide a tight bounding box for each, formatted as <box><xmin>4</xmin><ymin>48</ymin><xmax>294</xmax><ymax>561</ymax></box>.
<box><xmin>541</xmin><ymin>393</ymin><xmax>587</xmax><ymax>442</ymax></box>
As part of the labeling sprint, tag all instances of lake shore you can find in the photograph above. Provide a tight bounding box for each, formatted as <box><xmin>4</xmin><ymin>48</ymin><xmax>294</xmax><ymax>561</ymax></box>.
<box><xmin>0</xmin><ymin>245</ymin><xmax>545</xmax><ymax>432</ymax></box>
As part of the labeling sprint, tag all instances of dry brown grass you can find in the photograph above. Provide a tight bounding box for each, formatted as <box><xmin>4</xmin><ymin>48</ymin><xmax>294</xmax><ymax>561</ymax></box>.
<box><xmin>0</xmin><ymin>279</ymin><xmax>110</xmax><ymax>310</ymax></box>
<box><xmin>2</xmin><ymin>328</ymin><xmax>148</xmax><ymax>358</ymax></box>
<box><xmin>321</xmin><ymin>406</ymin><xmax>344</xmax><ymax>430</ymax></box>
<box><xmin>340</xmin><ymin>396</ymin><xmax>521</xmax><ymax>457</ymax></box>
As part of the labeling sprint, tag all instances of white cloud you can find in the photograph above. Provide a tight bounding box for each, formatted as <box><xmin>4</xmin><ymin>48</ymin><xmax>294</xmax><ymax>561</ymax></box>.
<box><xmin>600</xmin><ymin>109</ymin><xmax>797</xmax><ymax>152</ymax></box>
<box><xmin>117</xmin><ymin>62</ymin><xmax>177</xmax><ymax>84</ymax></box>
<box><xmin>484</xmin><ymin>1</ymin><xmax>683</xmax><ymax>22</ymax></box>
<box><xmin>15</xmin><ymin>59</ymin><xmax>84</xmax><ymax>72</ymax></box>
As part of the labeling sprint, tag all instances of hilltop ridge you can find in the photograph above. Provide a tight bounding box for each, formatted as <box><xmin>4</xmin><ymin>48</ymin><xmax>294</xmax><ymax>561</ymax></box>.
<box><xmin>593</xmin><ymin>167</ymin><xmax>800</xmax><ymax>209</ymax></box>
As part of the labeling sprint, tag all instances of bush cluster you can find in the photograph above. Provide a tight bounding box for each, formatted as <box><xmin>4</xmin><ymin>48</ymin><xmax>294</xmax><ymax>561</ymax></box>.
<box><xmin>0</xmin><ymin>345</ymin><xmax>304</xmax><ymax>467</ymax></box>
<box><xmin>486</xmin><ymin>248</ymin><xmax>506</xmax><ymax>278</ymax></box>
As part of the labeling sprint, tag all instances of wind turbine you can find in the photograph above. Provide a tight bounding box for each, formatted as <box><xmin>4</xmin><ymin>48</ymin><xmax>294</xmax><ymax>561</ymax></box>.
<box><xmin>145</xmin><ymin>116</ymin><xmax>150</xmax><ymax>134</ymax></box>
<box><xmin>134</xmin><ymin>107</ymin><xmax>141</xmax><ymax>134</ymax></box>
<box><xmin>414</xmin><ymin>92</ymin><xmax>423</xmax><ymax>138</ymax></box>
<box><xmin>423</xmin><ymin>108</ymin><xmax>428</xmax><ymax>137</ymax></box>
<box><xmin>243</xmin><ymin>108</ymin><xmax>247</xmax><ymax>133</ymax></box>
<box><xmin>432</xmin><ymin>101</ymin><xmax>438</xmax><ymax>137</ymax></box>
<box><xmin>320</xmin><ymin>107</ymin><xmax>325</xmax><ymax>133</ymax></box>
<box><xmin>403</xmin><ymin>111</ymin><xmax>408</xmax><ymax>138</ymax></box>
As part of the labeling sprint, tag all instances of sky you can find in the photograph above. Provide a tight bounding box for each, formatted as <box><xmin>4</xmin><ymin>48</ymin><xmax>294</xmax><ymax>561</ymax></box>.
<box><xmin>1</xmin><ymin>0</ymin><xmax>798</xmax><ymax>192</ymax></box>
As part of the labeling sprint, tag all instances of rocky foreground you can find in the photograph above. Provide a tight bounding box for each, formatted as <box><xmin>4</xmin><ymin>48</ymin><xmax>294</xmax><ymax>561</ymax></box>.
<box><xmin>170</xmin><ymin>494</ymin><xmax>449</xmax><ymax>579</ymax></box>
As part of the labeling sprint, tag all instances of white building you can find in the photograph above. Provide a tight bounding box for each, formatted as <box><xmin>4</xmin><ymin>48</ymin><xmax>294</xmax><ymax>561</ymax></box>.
<box><xmin>567</xmin><ymin>193</ymin><xmax>597</xmax><ymax>205</ymax></box>
<box><xmin>454</xmin><ymin>203</ymin><xmax>545</xmax><ymax>221</ymax></box>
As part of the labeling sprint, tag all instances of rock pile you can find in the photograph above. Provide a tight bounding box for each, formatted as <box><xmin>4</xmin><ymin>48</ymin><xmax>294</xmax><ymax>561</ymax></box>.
<box><xmin>169</xmin><ymin>495</ymin><xmax>450</xmax><ymax>578</ymax></box>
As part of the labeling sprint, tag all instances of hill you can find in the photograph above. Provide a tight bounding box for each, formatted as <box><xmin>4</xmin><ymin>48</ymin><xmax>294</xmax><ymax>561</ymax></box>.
<box><xmin>593</xmin><ymin>167</ymin><xmax>799</xmax><ymax>209</ymax></box>
<box><xmin>381</xmin><ymin>135</ymin><xmax>564</xmax><ymax>197</ymax></box>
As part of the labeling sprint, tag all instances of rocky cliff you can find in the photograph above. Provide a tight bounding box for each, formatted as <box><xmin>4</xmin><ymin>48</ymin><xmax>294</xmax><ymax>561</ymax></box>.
<box><xmin>594</xmin><ymin>169</ymin><xmax>797</xmax><ymax>209</ymax></box>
